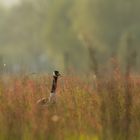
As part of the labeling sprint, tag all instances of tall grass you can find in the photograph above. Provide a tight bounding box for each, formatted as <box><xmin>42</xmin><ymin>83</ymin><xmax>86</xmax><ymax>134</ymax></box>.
<box><xmin>0</xmin><ymin>72</ymin><xmax>140</xmax><ymax>140</ymax></box>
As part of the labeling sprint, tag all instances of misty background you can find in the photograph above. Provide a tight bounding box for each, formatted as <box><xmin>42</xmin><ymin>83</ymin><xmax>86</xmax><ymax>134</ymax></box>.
<box><xmin>0</xmin><ymin>0</ymin><xmax>139</xmax><ymax>74</ymax></box>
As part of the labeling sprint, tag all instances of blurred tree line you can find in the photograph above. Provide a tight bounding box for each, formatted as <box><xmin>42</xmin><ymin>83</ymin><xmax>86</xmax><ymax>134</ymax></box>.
<box><xmin>0</xmin><ymin>0</ymin><xmax>139</xmax><ymax>74</ymax></box>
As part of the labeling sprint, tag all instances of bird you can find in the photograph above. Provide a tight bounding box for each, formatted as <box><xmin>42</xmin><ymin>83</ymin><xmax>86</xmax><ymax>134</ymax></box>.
<box><xmin>37</xmin><ymin>70</ymin><xmax>61</xmax><ymax>106</ymax></box>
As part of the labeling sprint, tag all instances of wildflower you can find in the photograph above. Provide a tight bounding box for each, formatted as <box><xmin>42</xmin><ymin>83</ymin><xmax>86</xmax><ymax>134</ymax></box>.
<box><xmin>51</xmin><ymin>115</ymin><xmax>59</xmax><ymax>122</ymax></box>
<box><xmin>93</xmin><ymin>74</ymin><xmax>96</xmax><ymax>80</ymax></box>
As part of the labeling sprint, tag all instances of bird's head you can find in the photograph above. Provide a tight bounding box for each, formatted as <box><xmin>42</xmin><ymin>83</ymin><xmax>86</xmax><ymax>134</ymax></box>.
<box><xmin>53</xmin><ymin>70</ymin><xmax>61</xmax><ymax>77</ymax></box>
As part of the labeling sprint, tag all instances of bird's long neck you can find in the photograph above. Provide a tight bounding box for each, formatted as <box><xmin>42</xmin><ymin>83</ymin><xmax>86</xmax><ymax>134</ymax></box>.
<box><xmin>51</xmin><ymin>76</ymin><xmax>58</xmax><ymax>93</ymax></box>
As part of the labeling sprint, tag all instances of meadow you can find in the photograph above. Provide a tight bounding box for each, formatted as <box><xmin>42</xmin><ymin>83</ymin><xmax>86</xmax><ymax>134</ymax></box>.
<box><xmin>0</xmin><ymin>71</ymin><xmax>140</xmax><ymax>140</ymax></box>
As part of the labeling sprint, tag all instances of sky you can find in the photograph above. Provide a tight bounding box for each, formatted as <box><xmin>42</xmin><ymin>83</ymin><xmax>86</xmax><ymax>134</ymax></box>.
<box><xmin>0</xmin><ymin>0</ymin><xmax>19</xmax><ymax>7</ymax></box>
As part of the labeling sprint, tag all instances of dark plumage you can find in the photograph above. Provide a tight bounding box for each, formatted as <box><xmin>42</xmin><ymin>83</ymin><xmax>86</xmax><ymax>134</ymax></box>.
<box><xmin>37</xmin><ymin>71</ymin><xmax>61</xmax><ymax>106</ymax></box>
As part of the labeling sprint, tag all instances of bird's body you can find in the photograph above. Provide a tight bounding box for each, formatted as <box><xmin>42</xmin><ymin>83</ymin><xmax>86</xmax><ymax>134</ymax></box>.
<box><xmin>37</xmin><ymin>97</ymin><xmax>48</xmax><ymax>105</ymax></box>
<box><xmin>37</xmin><ymin>71</ymin><xmax>60</xmax><ymax>106</ymax></box>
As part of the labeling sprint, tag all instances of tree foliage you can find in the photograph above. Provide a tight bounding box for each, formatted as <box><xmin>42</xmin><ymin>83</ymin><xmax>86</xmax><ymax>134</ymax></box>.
<box><xmin>0</xmin><ymin>0</ymin><xmax>140</xmax><ymax>72</ymax></box>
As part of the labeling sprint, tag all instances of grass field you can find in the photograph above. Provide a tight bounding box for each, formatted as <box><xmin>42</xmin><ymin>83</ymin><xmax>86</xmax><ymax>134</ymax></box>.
<box><xmin>0</xmin><ymin>72</ymin><xmax>140</xmax><ymax>140</ymax></box>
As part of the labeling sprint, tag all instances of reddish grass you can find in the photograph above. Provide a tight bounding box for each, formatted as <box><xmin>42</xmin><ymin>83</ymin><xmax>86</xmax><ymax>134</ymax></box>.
<box><xmin>0</xmin><ymin>73</ymin><xmax>140</xmax><ymax>140</ymax></box>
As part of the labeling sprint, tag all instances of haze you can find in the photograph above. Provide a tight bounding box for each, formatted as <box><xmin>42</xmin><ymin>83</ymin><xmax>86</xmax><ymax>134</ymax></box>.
<box><xmin>0</xmin><ymin>0</ymin><xmax>19</xmax><ymax>7</ymax></box>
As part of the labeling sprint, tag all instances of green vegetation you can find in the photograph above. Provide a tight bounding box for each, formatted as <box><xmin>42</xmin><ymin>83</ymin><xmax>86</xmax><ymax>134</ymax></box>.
<box><xmin>0</xmin><ymin>0</ymin><xmax>140</xmax><ymax>72</ymax></box>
